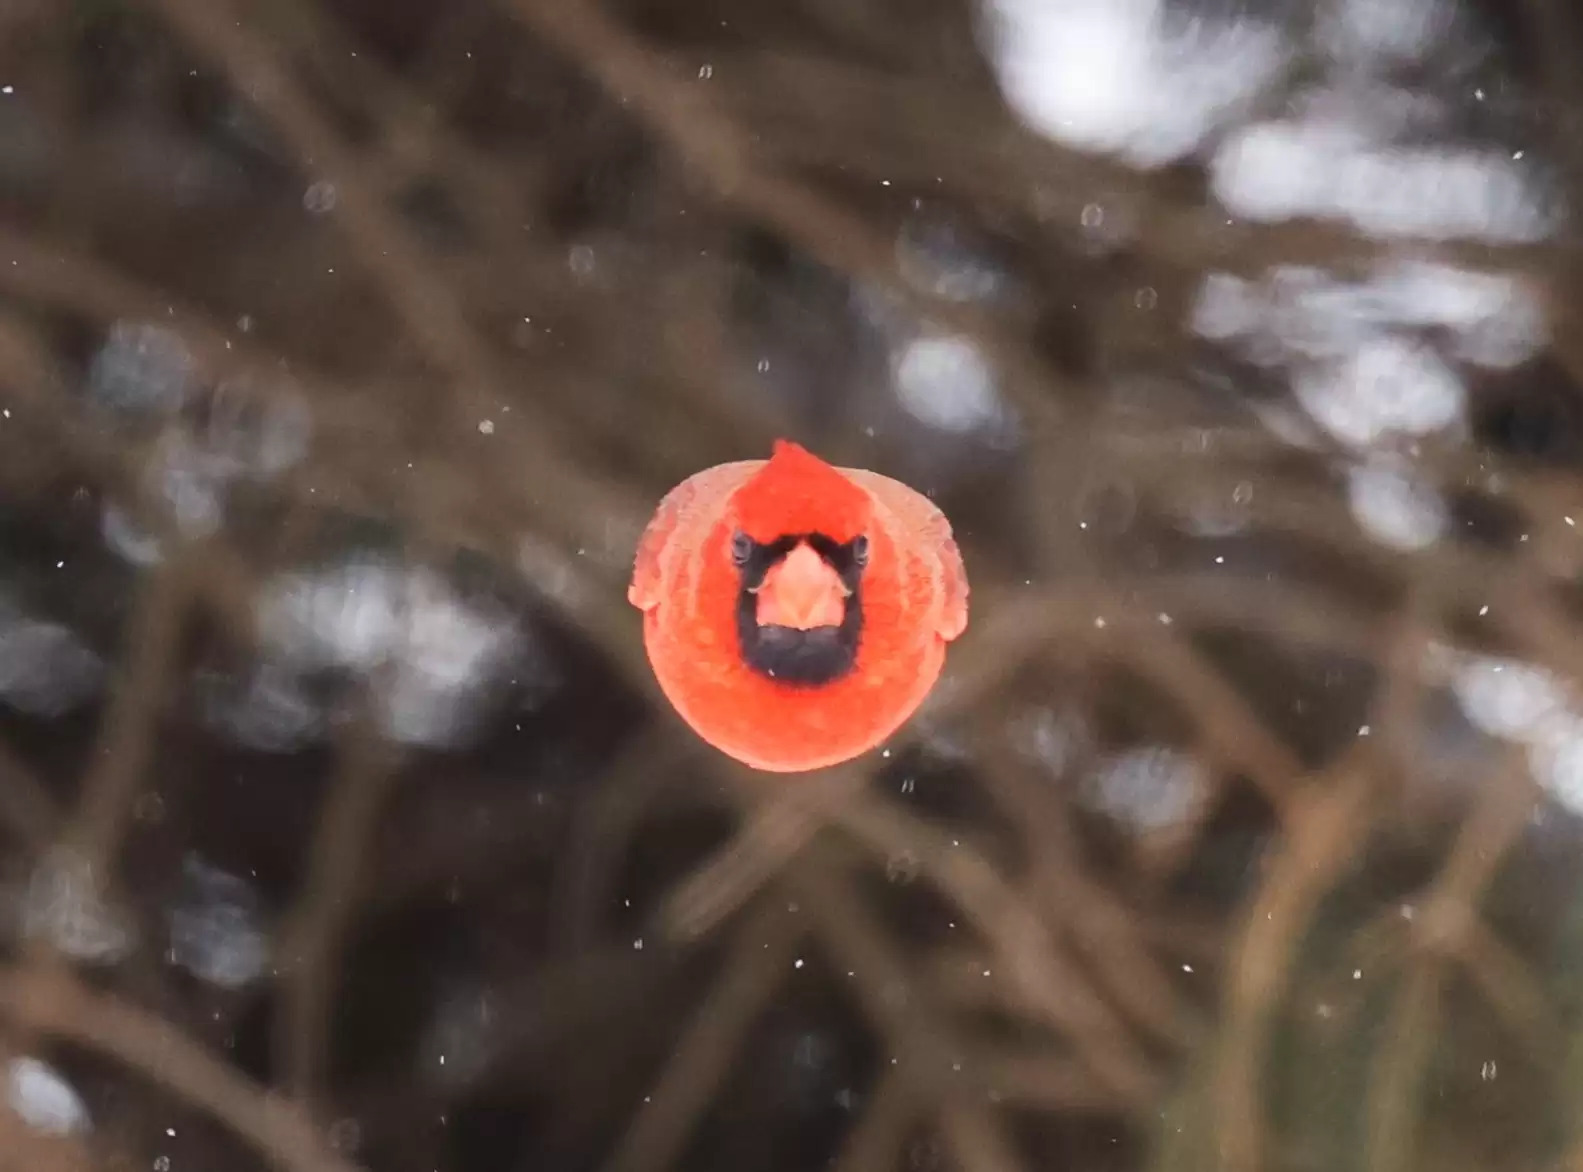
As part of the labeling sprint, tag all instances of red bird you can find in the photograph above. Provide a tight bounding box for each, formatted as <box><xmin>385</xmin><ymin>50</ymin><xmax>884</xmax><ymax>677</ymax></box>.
<box><xmin>628</xmin><ymin>439</ymin><xmax>969</xmax><ymax>772</ymax></box>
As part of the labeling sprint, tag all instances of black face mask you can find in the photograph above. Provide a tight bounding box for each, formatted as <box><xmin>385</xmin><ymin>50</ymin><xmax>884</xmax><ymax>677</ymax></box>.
<box><xmin>732</xmin><ymin>531</ymin><xmax>869</xmax><ymax>686</ymax></box>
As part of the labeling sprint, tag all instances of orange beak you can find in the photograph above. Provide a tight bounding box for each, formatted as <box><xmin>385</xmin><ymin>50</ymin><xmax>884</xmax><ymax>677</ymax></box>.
<box><xmin>753</xmin><ymin>542</ymin><xmax>850</xmax><ymax>630</ymax></box>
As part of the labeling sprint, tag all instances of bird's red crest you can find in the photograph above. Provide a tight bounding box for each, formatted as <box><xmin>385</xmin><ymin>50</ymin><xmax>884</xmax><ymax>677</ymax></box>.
<box><xmin>731</xmin><ymin>440</ymin><xmax>871</xmax><ymax>543</ymax></box>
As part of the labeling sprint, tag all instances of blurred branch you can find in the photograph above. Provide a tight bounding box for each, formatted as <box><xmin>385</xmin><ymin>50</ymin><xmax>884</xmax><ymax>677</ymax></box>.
<box><xmin>828</xmin><ymin>1066</ymin><xmax>917</xmax><ymax>1172</ymax></box>
<box><xmin>1364</xmin><ymin>752</ymin><xmax>1536</xmax><ymax>1172</ymax></box>
<box><xmin>660</xmin><ymin>765</ymin><xmax>868</xmax><ymax>943</ymax></box>
<box><xmin>597</xmin><ymin>903</ymin><xmax>800</xmax><ymax>1172</ymax></box>
<box><xmin>0</xmin><ymin>965</ymin><xmax>363</xmax><ymax>1172</ymax></box>
<box><xmin>1211</xmin><ymin>752</ymin><xmax>1374</xmax><ymax>1172</ymax></box>
<box><xmin>791</xmin><ymin>855</ymin><xmax>1034</xmax><ymax>1172</ymax></box>
<box><xmin>549</xmin><ymin>722</ymin><xmax>691</xmax><ymax>951</ymax></box>
<box><xmin>828</xmin><ymin>791</ymin><xmax>1158</xmax><ymax>1101</ymax></box>
<box><xmin>971</xmin><ymin>734</ymin><xmax>1202</xmax><ymax>1048</ymax></box>
<box><xmin>61</xmin><ymin>549</ymin><xmax>193</xmax><ymax>872</ymax></box>
<box><xmin>274</xmin><ymin>710</ymin><xmax>403</xmax><ymax>1108</ymax></box>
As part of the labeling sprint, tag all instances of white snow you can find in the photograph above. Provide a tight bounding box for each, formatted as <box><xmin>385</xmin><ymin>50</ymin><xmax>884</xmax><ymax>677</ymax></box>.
<box><xmin>1211</xmin><ymin>119</ymin><xmax>1550</xmax><ymax>244</ymax></box>
<box><xmin>168</xmin><ymin>855</ymin><xmax>269</xmax><ymax>989</ymax></box>
<box><xmin>6</xmin><ymin>1057</ymin><xmax>89</xmax><ymax>1136</ymax></box>
<box><xmin>891</xmin><ymin>333</ymin><xmax>1003</xmax><ymax>434</ymax></box>
<box><xmin>1193</xmin><ymin>263</ymin><xmax>1545</xmax><ymax>373</ymax></box>
<box><xmin>1316</xmin><ymin>0</ymin><xmax>1451</xmax><ymax>65</ymax></box>
<box><xmin>1529</xmin><ymin>718</ymin><xmax>1583</xmax><ymax>816</ymax></box>
<box><xmin>249</xmin><ymin>562</ymin><xmax>541</xmax><ymax>751</ymax></box>
<box><xmin>203</xmin><ymin>375</ymin><xmax>312</xmax><ymax>481</ymax></box>
<box><xmin>1451</xmin><ymin>657</ymin><xmax>1569</xmax><ymax>742</ymax></box>
<box><xmin>1293</xmin><ymin>336</ymin><xmax>1465</xmax><ymax>449</ymax></box>
<box><xmin>1347</xmin><ymin>455</ymin><xmax>1447</xmax><ymax>551</ymax></box>
<box><xmin>200</xmin><ymin>663</ymin><xmax>326</xmax><ymax>753</ymax></box>
<box><xmin>1084</xmin><ymin>746</ymin><xmax>1202</xmax><ymax>832</ymax></box>
<box><xmin>21</xmin><ymin>848</ymin><xmax>134</xmax><ymax>964</ymax></box>
<box><xmin>0</xmin><ymin>603</ymin><xmax>103</xmax><ymax>718</ymax></box>
<box><xmin>983</xmin><ymin>0</ymin><xmax>1286</xmax><ymax>167</ymax></box>
<box><xmin>86</xmin><ymin>322</ymin><xmax>195</xmax><ymax>417</ymax></box>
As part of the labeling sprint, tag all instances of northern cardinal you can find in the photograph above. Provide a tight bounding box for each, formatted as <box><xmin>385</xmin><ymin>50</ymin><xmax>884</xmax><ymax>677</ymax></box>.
<box><xmin>629</xmin><ymin>440</ymin><xmax>968</xmax><ymax>772</ymax></box>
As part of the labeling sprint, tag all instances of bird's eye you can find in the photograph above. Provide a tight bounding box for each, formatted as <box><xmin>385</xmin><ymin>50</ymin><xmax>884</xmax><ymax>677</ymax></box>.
<box><xmin>730</xmin><ymin>531</ymin><xmax>752</xmax><ymax>566</ymax></box>
<box><xmin>853</xmin><ymin>535</ymin><xmax>870</xmax><ymax>566</ymax></box>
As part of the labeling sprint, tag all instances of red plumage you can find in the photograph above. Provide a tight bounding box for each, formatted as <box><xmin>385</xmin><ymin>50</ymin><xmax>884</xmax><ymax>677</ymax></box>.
<box><xmin>629</xmin><ymin>440</ymin><xmax>968</xmax><ymax>772</ymax></box>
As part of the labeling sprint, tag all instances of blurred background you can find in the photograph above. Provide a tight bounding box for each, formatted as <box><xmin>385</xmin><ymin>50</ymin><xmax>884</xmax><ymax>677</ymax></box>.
<box><xmin>2</xmin><ymin>0</ymin><xmax>1583</xmax><ymax>1170</ymax></box>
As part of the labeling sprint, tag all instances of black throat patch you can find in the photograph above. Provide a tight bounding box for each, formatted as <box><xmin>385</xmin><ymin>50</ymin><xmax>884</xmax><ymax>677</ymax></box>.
<box><xmin>734</xmin><ymin>531</ymin><xmax>866</xmax><ymax>687</ymax></box>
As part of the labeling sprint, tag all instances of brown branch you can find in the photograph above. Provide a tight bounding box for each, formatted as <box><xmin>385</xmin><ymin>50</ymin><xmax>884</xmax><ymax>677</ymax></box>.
<box><xmin>547</xmin><ymin>724</ymin><xmax>687</xmax><ymax>952</ymax></box>
<box><xmin>61</xmin><ymin>550</ymin><xmax>193</xmax><ymax>873</ymax></box>
<box><xmin>828</xmin><ymin>1067</ymin><xmax>917</xmax><ymax>1172</ymax></box>
<box><xmin>971</xmin><ymin>734</ymin><xmax>1201</xmax><ymax>1049</ymax></box>
<box><xmin>660</xmin><ymin>765</ymin><xmax>869</xmax><ymax>943</ymax></box>
<box><xmin>597</xmin><ymin>905</ymin><xmax>799</xmax><ymax>1172</ymax></box>
<box><xmin>0</xmin><ymin>735</ymin><xmax>58</xmax><ymax>850</ymax></box>
<box><xmin>0</xmin><ymin>966</ymin><xmax>363</xmax><ymax>1172</ymax></box>
<box><xmin>273</xmin><ymin>712</ymin><xmax>402</xmax><ymax>1107</ymax></box>
<box><xmin>828</xmin><ymin>793</ymin><xmax>1158</xmax><ymax>1102</ymax></box>
<box><xmin>938</xmin><ymin>1102</ymin><xmax>1029</xmax><ymax>1172</ymax></box>
<box><xmin>1211</xmin><ymin>753</ymin><xmax>1374</xmax><ymax>1172</ymax></box>
<box><xmin>791</xmin><ymin>858</ymin><xmax>1036</xmax><ymax>1172</ymax></box>
<box><xmin>1363</xmin><ymin>755</ymin><xmax>1535</xmax><ymax>1172</ymax></box>
<box><xmin>1456</xmin><ymin>917</ymin><xmax>1563</xmax><ymax>1066</ymax></box>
